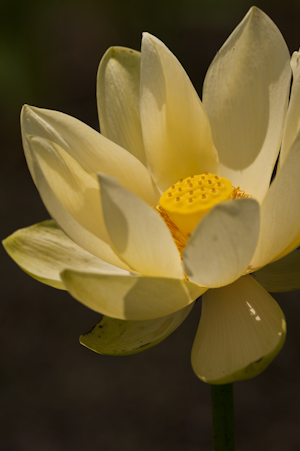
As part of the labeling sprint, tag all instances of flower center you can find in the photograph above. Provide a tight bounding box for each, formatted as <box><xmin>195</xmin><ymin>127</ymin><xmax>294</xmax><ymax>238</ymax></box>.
<box><xmin>156</xmin><ymin>173</ymin><xmax>250</xmax><ymax>257</ymax></box>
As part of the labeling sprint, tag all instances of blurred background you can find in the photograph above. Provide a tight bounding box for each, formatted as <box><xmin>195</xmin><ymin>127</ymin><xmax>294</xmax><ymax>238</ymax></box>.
<box><xmin>1</xmin><ymin>0</ymin><xmax>300</xmax><ymax>450</ymax></box>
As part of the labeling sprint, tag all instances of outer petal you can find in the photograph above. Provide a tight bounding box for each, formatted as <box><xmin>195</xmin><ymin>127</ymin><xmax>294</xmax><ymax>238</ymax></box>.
<box><xmin>97</xmin><ymin>47</ymin><xmax>146</xmax><ymax>166</ymax></box>
<box><xmin>80</xmin><ymin>303</ymin><xmax>194</xmax><ymax>356</ymax></box>
<box><xmin>24</xmin><ymin>135</ymin><xmax>130</xmax><ymax>270</ymax></box>
<box><xmin>192</xmin><ymin>276</ymin><xmax>286</xmax><ymax>384</ymax></box>
<box><xmin>252</xmin><ymin>250</ymin><xmax>300</xmax><ymax>292</ymax></box>
<box><xmin>280</xmin><ymin>50</ymin><xmax>300</xmax><ymax>167</ymax></box>
<box><xmin>21</xmin><ymin>105</ymin><xmax>159</xmax><ymax>205</ymax></box>
<box><xmin>183</xmin><ymin>198</ymin><xmax>260</xmax><ymax>287</ymax></box>
<box><xmin>140</xmin><ymin>33</ymin><xmax>218</xmax><ymax>192</ymax></box>
<box><xmin>2</xmin><ymin>221</ymin><xmax>129</xmax><ymax>290</ymax></box>
<box><xmin>61</xmin><ymin>270</ymin><xmax>206</xmax><ymax>320</ymax></box>
<box><xmin>203</xmin><ymin>7</ymin><xmax>291</xmax><ymax>202</ymax></box>
<box><xmin>99</xmin><ymin>173</ymin><xmax>183</xmax><ymax>278</ymax></box>
<box><xmin>250</xmin><ymin>133</ymin><xmax>300</xmax><ymax>270</ymax></box>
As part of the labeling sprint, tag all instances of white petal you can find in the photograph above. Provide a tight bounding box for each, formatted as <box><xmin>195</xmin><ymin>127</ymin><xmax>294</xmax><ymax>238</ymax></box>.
<box><xmin>61</xmin><ymin>270</ymin><xmax>206</xmax><ymax>320</ymax></box>
<box><xmin>183</xmin><ymin>198</ymin><xmax>260</xmax><ymax>287</ymax></box>
<box><xmin>140</xmin><ymin>33</ymin><xmax>218</xmax><ymax>192</ymax></box>
<box><xmin>21</xmin><ymin>105</ymin><xmax>159</xmax><ymax>206</ymax></box>
<box><xmin>280</xmin><ymin>51</ymin><xmax>300</xmax><ymax>167</ymax></box>
<box><xmin>252</xmin><ymin>249</ymin><xmax>300</xmax><ymax>292</ymax></box>
<box><xmin>80</xmin><ymin>303</ymin><xmax>194</xmax><ymax>355</ymax></box>
<box><xmin>250</xmin><ymin>133</ymin><xmax>300</xmax><ymax>270</ymax></box>
<box><xmin>192</xmin><ymin>275</ymin><xmax>286</xmax><ymax>384</ymax></box>
<box><xmin>97</xmin><ymin>47</ymin><xmax>147</xmax><ymax>166</ymax></box>
<box><xmin>99</xmin><ymin>173</ymin><xmax>183</xmax><ymax>278</ymax></box>
<box><xmin>203</xmin><ymin>7</ymin><xmax>291</xmax><ymax>202</ymax></box>
<box><xmin>25</xmin><ymin>135</ymin><xmax>130</xmax><ymax>270</ymax></box>
<box><xmin>2</xmin><ymin>221</ymin><xmax>129</xmax><ymax>290</ymax></box>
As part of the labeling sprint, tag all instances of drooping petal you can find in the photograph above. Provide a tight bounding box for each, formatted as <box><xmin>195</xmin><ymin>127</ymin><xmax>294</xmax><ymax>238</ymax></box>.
<box><xmin>97</xmin><ymin>47</ymin><xmax>147</xmax><ymax>166</ymax></box>
<box><xmin>21</xmin><ymin>105</ymin><xmax>159</xmax><ymax>206</ymax></box>
<box><xmin>60</xmin><ymin>270</ymin><xmax>206</xmax><ymax>320</ymax></box>
<box><xmin>252</xmin><ymin>250</ymin><xmax>300</xmax><ymax>292</ymax></box>
<box><xmin>183</xmin><ymin>198</ymin><xmax>260</xmax><ymax>287</ymax></box>
<box><xmin>24</xmin><ymin>135</ymin><xmax>130</xmax><ymax>270</ymax></box>
<box><xmin>80</xmin><ymin>303</ymin><xmax>194</xmax><ymax>355</ymax></box>
<box><xmin>140</xmin><ymin>33</ymin><xmax>218</xmax><ymax>192</ymax></box>
<box><xmin>98</xmin><ymin>173</ymin><xmax>183</xmax><ymax>278</ymax></box>
<box><xmin>203</xmin><ymin>7</ymin><xmax>291</xmax><ymax>202</ymax></box>
<box><xmin>250</xmin><ymin>133</ymin><xmax>300</xmax><ymax>270</ymax></box>
<box><xmin>2</xmin><ymin>221</ymin><xmax>129</xmax><ymax>290</ymax></box>
<box><xmin>192</xmin><ymin>275</ymin><xmax>286</xmax><ymax>384</ymax></box>
<box><xmin>280</xmin><ymin>50</ymin><xmax>300</xmax><ymax>167</ymax></box>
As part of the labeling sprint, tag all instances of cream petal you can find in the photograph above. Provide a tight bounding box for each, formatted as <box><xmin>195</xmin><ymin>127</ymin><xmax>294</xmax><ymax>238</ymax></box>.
<box><xmin>21</xmin><ymin>105</ymin><xmax>159</xmax><ymax>206</ymax></box>
<box><xmin>25</xmin><ymin>135</ymin><xmax>130</xmax><ymax>270</ymax></box>
<box><xmin>192</xmin><ymin>275</ymin><xmax>286</xmax><ymax>384</ymax></box>
<box><xmin>250</xmin><ymin>133</ymin><xmax>300</xmax><ymax>270</ymax></box>
<box><xmin>98</xmin><ymin>173</ymin><xmax>183</xmax><ymax>278</ymax></box>
<box><xmin>2</xmin><ymin>221</ymin><xmax>129</xmax><ymax>289</ymax></box>
<box><xmin>252</xmin><ymin>250</ymin><xmax>300</xmax><ymax>292</ymax></box>
<box><xmin>183</xmin><ymin>198</ymin><xmax>260</xmax><ymax>288</ymax></box>
<box><xmin>80</xmin><ymin>303</ymin><xmax>194</xmax><ymax>355</ymax></box>
<box><xmin>140</xmin><ymin>33</ymin><xmax>218</xmax><ymax>193</ymax></box>
<box><xmin>203</xmin><ymin>7</ymin><xmax>291</xmax><ymax>202</ymax></box>
<box><xmin>97</xmin><ymin>47</ymin><xmax>146</xmax><ymax>166</ymax></box>
<box><xmin>61</xmin><ymin>270</ymin><xmax>206</xmax><ymax>320</ymax></box>
<box><xmin>280</xmin><ymin>51</ymin><xmax>300</xmax><ymax>167</ymax></box>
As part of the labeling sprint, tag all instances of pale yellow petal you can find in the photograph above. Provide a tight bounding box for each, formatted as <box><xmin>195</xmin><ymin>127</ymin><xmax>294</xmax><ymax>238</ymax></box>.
<box><xmin>80</xmin><ymin>303</ymin><xmax>194</xmax><ymax>355</ymax></box>
<box><xmin>61</xmin><ymin>270</ymin><xmax>206</xmax><ymax>320</ymax></box>
<box><xmin>192</xmin><ymin>276</ymin><xmax>286</xmax><ymax>384</ymax></box>
<box><xmin>203</xmin><ymin>7</ymin><xmax>291</xmax><ymax>202</ymax></box>
<box><xmin>252</xmin><ymin>250</ymin><xmax>300</xmax><ymax>292</ymax></box>
<box><xmin>140</xmin><ymin>33</ymin><xmax>218</xmax><ymax>192</ymax></box>
<box><xmin>250</xmin><ymin>133</ymin><xmax>300</xmax><ymax>270</ymax></box>
<box><xmin>24</xmin><ymin>135</ymin><xmax>130</xmax><ymax>270</ymax></box>
<box><xmin>21</xmin><ymin>105</ymin><xmax>159</xmax><ymax>206</ymax></box>
<box><xmin>183</xmin><ymin>198</ymin><xmax>260</xmax><ymax>287</ymax></box>
<box><xmin>98</xmin><ymin>173</ymin><xmax>183</xmax><ymax>278</ymax></box>
<box><xmin>2</xmin><ymin>221</ymin><xmax>129</xmax><ymax>290</ymax></box>
<box><xmin>280</xmin><ymin>51</ymin><xmax>300</xmax><ymax>167</ymax></box>
<box><xmin>97</xmin><ymin>47</ymin><xmax>147</xmax><ymax>166</ymax></box>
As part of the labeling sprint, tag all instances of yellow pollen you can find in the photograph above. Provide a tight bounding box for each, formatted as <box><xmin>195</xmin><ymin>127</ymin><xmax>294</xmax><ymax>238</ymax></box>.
<box><xmin>159</xmin><ymin>173</ymin><xmax>234</xmax><ymax>238</ymax></box>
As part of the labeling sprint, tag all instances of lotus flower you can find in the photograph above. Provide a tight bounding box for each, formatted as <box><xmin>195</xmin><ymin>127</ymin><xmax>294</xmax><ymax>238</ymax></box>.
<box><xmin>4</xmin><ymin>7</ymin><xmax>300</xmax><ymax>384</ymax></box>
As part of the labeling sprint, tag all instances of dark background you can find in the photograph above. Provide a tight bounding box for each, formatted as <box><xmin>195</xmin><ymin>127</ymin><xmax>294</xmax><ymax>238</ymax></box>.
<box><xmin>1</xmin><ymin>0</ymin><xmax>300</xmax><ymax>450</ymax></box>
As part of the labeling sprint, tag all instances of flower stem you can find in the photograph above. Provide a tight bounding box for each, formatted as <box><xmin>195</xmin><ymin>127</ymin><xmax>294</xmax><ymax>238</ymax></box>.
<box><xmin>210</xmin><ymin>383</ymin><xmax>235</xmax><ymax>451</ymax></box>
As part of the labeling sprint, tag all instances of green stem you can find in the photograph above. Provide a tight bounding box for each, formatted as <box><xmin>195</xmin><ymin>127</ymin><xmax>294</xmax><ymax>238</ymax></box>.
<box><xmin>210</xmin><ymin>383</ymin><xmax>235</xmax><ymax>451</ymax></box>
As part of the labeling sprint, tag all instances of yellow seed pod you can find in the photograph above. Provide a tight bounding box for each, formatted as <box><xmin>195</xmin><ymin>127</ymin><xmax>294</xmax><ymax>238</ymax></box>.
<box><xmin>159</xmin><ymin>173</ymin><xmax>233</xmax><ymax>238</ymax></box>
